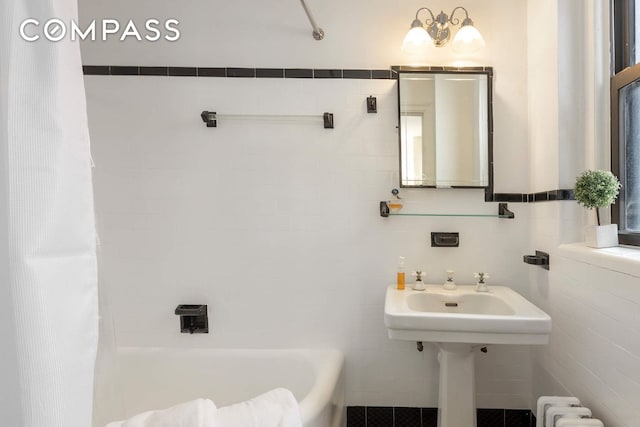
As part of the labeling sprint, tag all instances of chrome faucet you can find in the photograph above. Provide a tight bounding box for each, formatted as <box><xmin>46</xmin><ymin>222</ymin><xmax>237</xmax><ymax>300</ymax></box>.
<box><xmin>474</xmin><ymin>272</ymin><xmax>490</xmax><ymax>292</ymax></box>
<box><xmin>443</xmin><ymin>270</ymin><xmax>456</xmax><ymax>290</ymax></box>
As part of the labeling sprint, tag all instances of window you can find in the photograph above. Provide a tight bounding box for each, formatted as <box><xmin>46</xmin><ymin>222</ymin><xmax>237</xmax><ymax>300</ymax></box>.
<box><xmin>612</xmin><ymin>0</ymin><xmax>640</xmax><ymax>245</ymax></box>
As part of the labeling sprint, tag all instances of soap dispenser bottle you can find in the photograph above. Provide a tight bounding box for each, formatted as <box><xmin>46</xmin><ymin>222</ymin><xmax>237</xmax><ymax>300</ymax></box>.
<box><xmin>388</xmin><ymin>189</ymin><xmax>403</xmax><ymax>212</ymax></box>
<box><xmin>397</xmin><ymin>256</ymin><xmax>406</xmax><ymax>290</ymax></box>
<box><xmin>443</xmin><ymin>270</ymin><xmax>456</xmax><ymax>290</ymax></box>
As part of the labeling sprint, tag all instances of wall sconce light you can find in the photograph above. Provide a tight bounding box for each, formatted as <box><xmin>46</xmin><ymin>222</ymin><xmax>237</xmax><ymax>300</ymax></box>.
<box><xmin>401</xmin><ymin>6</ymin><xmax>485</xmax><ymax>55</ymax></box>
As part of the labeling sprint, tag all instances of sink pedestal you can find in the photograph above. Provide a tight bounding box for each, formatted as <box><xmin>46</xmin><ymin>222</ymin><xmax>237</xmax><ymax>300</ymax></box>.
<box><xmin>436</xmin><ymin>343</ymin><xmax>476</xmax><ymax>427</ymax></box>
<box><xmin>384</xmin><ymin>285</ymin><xmax>551</xmax><ymax>426</ymax></box>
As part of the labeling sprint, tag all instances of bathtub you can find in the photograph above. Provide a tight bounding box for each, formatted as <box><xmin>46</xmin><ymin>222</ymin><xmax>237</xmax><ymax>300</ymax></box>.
<box><xmin>93</xmin><ymin>347</ymin><xmax>345</xmax><ymax>427</ymax></box>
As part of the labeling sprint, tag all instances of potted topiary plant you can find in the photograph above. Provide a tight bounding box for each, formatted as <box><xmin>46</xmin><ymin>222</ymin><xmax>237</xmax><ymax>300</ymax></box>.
<box><xmin>574</xmin><ymin>170</ymin><xmax>621</xmax><ymax>248</ymax></box>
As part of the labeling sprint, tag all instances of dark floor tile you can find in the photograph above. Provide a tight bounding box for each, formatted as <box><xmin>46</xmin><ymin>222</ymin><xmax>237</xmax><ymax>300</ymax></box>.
<box><xmin>346</xmin><ymin>406</ymin><xmax>366</xmax><ymax>427</ymax></box>
<box><xmin>422</xmin><ymin>408</ymin><xmax>438</xmax><ymax>427</ymax></box>
<box><xmin>367</xmin><ymin>407</ymin><xmax>394</xmax><ymax>427</ymax></box>
<box><xmin>477</xmin><ymin>408</ymin><xmax>504</xmax><ymax>427</ymax></box>
<box><xmin>505</xmin><ymin>409</ymin><xmax>531</xmax><ymax>427</ymax></box>
<box><xmin>395</xmin><ymin>407</ymin><xmax>421</xmax><ymax>427</ymax></box>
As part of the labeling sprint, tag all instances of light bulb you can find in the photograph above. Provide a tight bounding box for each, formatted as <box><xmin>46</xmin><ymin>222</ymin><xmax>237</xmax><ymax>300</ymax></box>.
<box><xmin>451</xmin><ymin>24</ymin><xmax>485</xmax><ymax>54</ymax></box>
<box><xmin>401</xmin><ymin>26</ymin><xmax>433</xmax><ymax>55</ymax></box>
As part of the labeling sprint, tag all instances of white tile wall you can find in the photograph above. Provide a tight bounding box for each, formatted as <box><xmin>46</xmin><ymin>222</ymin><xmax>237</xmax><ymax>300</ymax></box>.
<box><xmin>524</xmin><ymin>2</ymin><xmax>640</xmax><ymax>424</ymax></box>
<box><xmin>87</xmin><ymin>75</ymin><xmax>532</xmax><ymax>407</ymax></box>
<box><xmin>527</xmin><ymin>229</ymin><xmax>640</xmax><ymax>426</ymax></box>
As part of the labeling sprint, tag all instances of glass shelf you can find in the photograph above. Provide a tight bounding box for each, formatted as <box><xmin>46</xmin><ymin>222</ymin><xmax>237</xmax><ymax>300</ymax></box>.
<box><xmin>379</xmin><ymin>202</ymin><xmax>515</xmax><ymax>219</ymax></box>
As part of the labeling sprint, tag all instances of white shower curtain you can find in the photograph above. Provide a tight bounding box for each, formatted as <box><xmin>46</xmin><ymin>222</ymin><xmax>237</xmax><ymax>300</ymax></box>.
<box><xmin>0</xmin><ymin>0</ymin><xmax>99</xmax><ymax>425</ymax></box>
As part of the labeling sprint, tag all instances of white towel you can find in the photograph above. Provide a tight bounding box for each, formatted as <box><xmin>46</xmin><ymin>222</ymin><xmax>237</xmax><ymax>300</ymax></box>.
<box><xmin>104</xmin><ymin>388</ymin><xmax>302</xmax><ymax>427</ymax></box>
<box><xmin>213</xmin><ymin>388</ymin><xmax>302</xmax><ymax>427</ymax></box>
<box><xmin>105</xmin><ymin>398</ymin><xmax>217</xmax><ymax>427</ymax></box>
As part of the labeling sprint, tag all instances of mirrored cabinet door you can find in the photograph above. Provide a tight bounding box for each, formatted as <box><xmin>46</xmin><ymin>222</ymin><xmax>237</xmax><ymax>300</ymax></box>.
<box><xmin>397</xmin><ymin>68</ymin><xmax>492</xmax><ymax>188</ymax></box>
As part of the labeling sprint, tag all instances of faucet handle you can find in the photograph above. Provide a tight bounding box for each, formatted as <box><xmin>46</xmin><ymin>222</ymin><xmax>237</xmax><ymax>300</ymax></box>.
<box><xmin>474</xmin><ymin>272</ymin><xmax>490</xmax><ymax>282</ymax></box>
<box><xmin>412</xmin><ymin>269</ymin><xmax>426</xmax><ymax>291</ymax></box>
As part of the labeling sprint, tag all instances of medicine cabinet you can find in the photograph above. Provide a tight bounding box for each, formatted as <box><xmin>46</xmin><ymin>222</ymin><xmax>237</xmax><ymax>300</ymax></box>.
<box><xmin>395</xmin><ymin>66</ymin><xmax>493</xmax><ymax>189</ymax></box>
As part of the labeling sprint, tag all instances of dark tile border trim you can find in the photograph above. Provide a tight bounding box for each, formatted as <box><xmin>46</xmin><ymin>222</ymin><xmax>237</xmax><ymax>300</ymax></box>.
<box><xmin>372</xmin><ymin>69</ymin><xmax>392</xmax><ymax>79</ymax></box>
<box><xmin>168</xmin><ymin>67</ymin><xmax>197</xmax><ymax>77</ymax></box>
<box><xmin>343</xmin><ymin>69</ymin><xmax>371</xmax><ymax>79</ymax></box>
<box><xmin>83</xmin><ymin>65</ymin><xmax>109</xmax><ymax>75</ymax></box>
<box><xmin>140</xmin><ymin>66</ymin><xmax>168</xmax><ymax>76</ymax></box>
<box><xmin>285</xmin><ymin>68</ymin><xmax>313</xmax><ymax>78</ymax></box>
<box><xmin>110</xmin><ymin>66</ymin><xmax>138</xmax><ymax>75</ymax></box>
<box><xmin>493</xmin><ymin>193</ymin><xmax>527</xmax><ymax>203</ymax></box>
<box><xmin>314</xmin><ymin>69</ymin><xmax>343</xmax><ymax>78</ymax></box>
<box><xmin>198</xmin><ymin>67</ymin><xmax>226</xmax><ymax>77</ymax></box>
<box><xmin>227</xmin><ymin>67</ymin><xmax>256</xmax><ymax>78</ymax></box>
<box><xmin>256</xmin><ymin>68</ymin><xmax>284</xmax><ymax>78</ymax></box>
<box><xmin>491</xmin><ymin>189</ymin><xmax>575</xmax><ymax>203</ymax></box>
<box><xmin>83</xmin><ymin>65</ymin><xmax>395</xmax><ymax>80</ymax></box>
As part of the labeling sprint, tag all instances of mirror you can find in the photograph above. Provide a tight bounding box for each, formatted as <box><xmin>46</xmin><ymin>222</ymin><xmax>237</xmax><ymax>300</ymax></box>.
<box><xmin>396</xmin><ymin>67</ymin><xmax>492</xmax><ymax>189</ymax></box>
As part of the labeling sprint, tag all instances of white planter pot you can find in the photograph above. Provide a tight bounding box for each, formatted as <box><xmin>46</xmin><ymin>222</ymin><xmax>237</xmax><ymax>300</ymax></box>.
<box><xmin>585</xmin><ymin>224</ymin><xmax>619</xmax><ymax>248</ymax></box>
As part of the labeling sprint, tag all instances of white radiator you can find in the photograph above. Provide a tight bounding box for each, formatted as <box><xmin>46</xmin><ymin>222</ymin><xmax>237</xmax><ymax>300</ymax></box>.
<box><xmin>536</xmin><ymin>396</ymin><xmax>605</xmax><ymax>427</ymax></box>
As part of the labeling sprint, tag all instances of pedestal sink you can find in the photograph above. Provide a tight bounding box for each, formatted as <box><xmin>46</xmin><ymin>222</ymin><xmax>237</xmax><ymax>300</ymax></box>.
<box><xmin>384</xmin><ymin>285</ymin><xmax>551</xmax><ymax>427</ymax></box>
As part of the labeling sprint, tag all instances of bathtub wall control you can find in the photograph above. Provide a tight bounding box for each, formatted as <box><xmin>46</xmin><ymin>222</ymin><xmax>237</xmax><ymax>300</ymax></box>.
<box><xmin>174</xmin><ymin>304</ymin><xmax>208</xmax><ymax>333</ymax></box>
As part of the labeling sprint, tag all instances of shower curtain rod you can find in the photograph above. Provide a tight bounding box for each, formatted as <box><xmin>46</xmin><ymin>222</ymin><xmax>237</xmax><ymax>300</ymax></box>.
<box><xmin>299</xmin><ymin>0</ymin><xmax>325</xmax><ymax>40</ymax></box>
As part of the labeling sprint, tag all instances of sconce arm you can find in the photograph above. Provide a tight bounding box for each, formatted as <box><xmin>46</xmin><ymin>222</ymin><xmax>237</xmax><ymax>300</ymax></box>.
<box><xmin>414</xmin><ymin>7</ymin><xmax>436</xmax><ymax>26</ymax></box>
<box><xmin>448</xmin><ymin>6</ymin><xmax>470</xmax><ymax>26</ymax></box>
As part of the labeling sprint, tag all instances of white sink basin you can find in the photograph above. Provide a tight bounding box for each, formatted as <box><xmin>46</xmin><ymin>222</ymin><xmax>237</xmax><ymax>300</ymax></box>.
<box><xmin>406</xmin><ymin>292</ymin><xmax>515</xmax><ymax>315</ymax></box>
<box><xmin>384</xmin><ymin>285</ymin><xmax>551</xmax><ymax>345</ymax></box>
